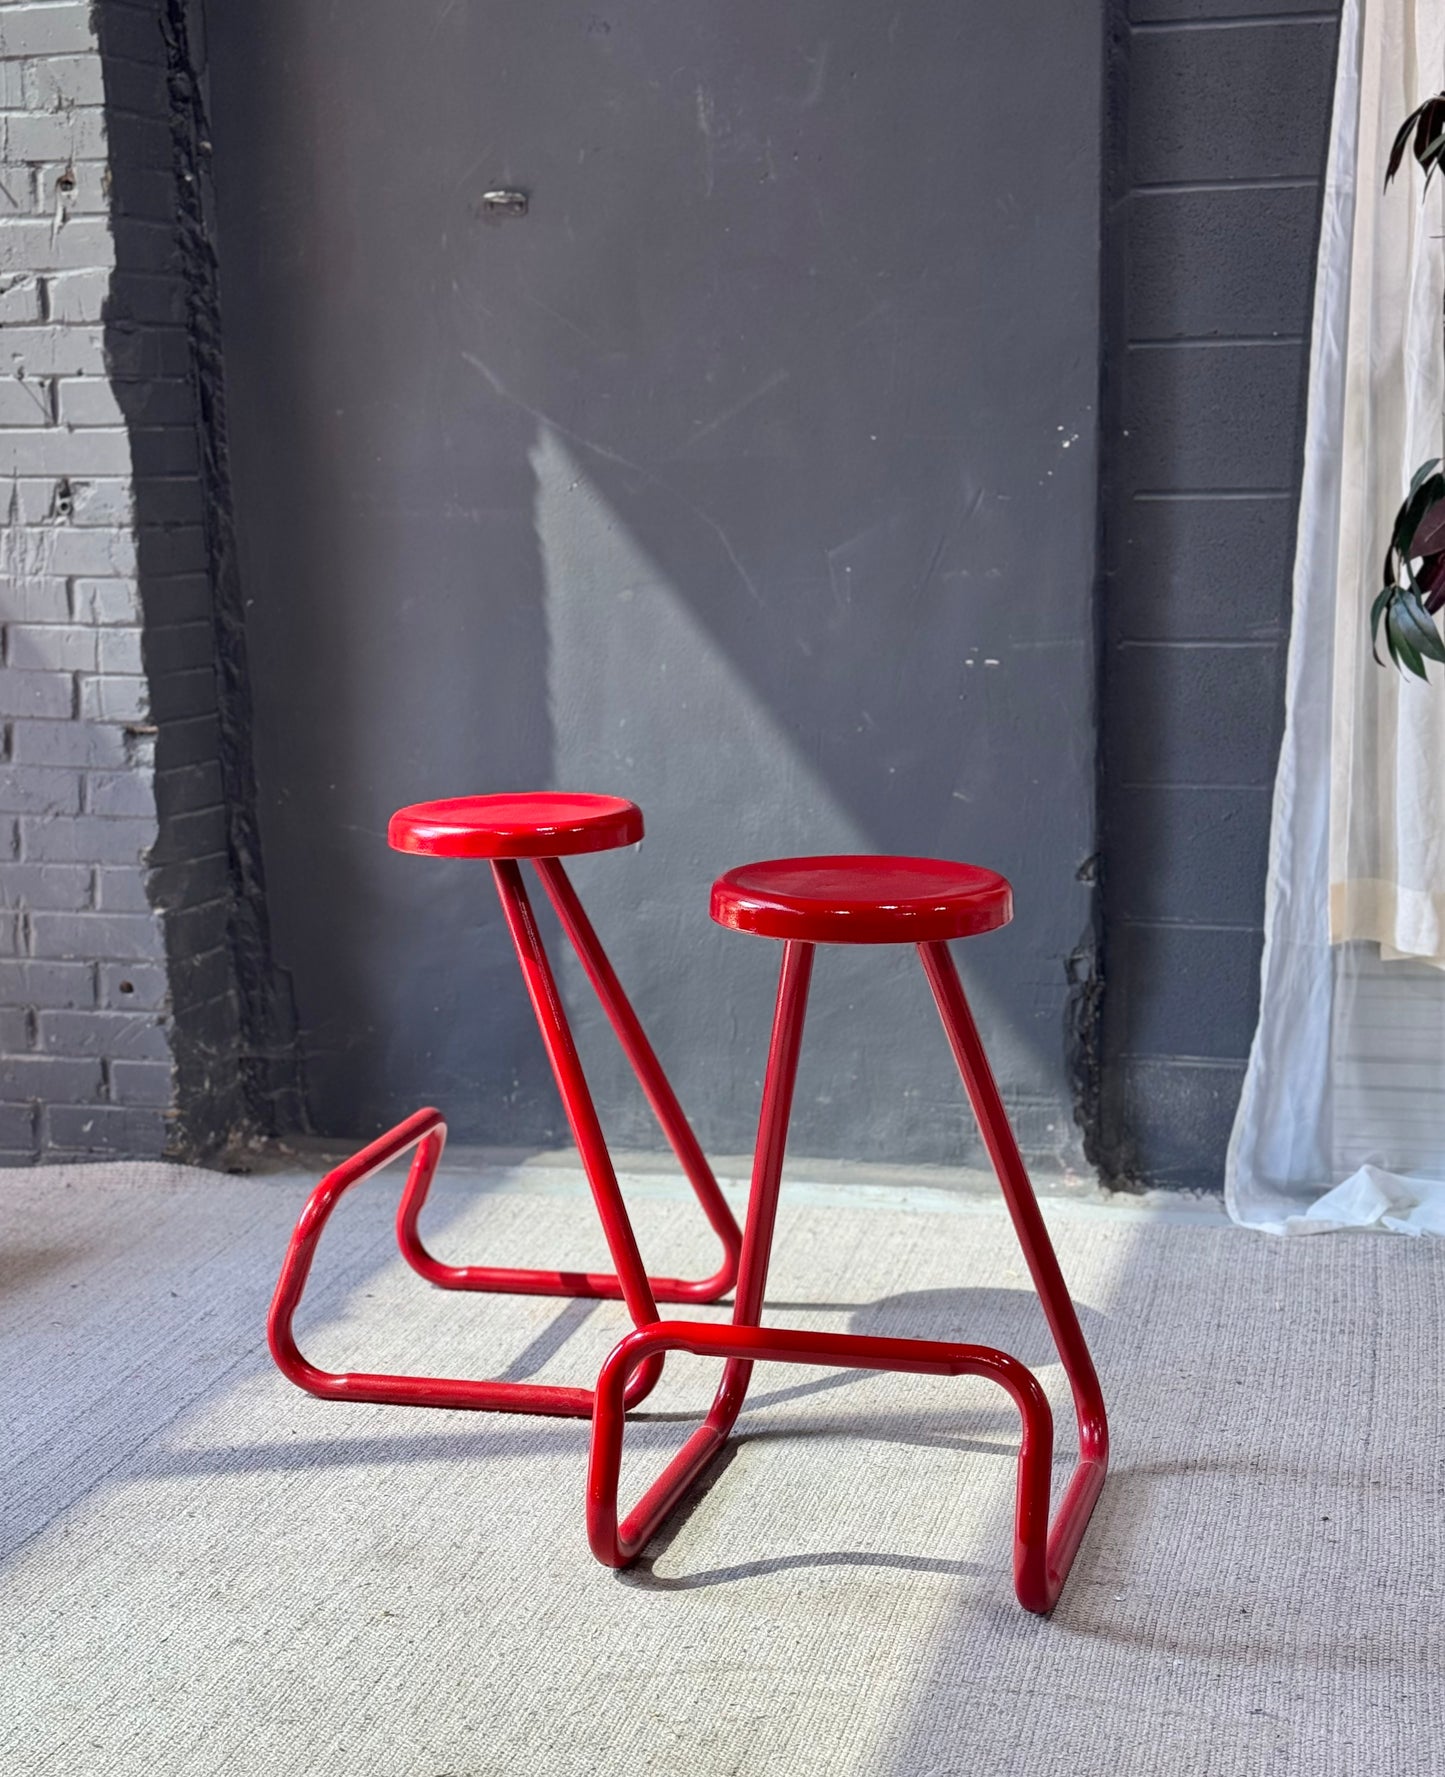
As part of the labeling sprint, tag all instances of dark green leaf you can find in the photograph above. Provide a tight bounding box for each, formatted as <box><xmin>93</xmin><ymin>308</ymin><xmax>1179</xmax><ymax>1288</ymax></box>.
<box><xmin>1395</xmin><ymin>588</ymin><xmax>1445</xmax><ymax>663</ymax></box>
<box><xmin>1387</xmin><ymin>604</ymin><xmax>1429</xmax><ymax>679</ymax></box>
<box><xmin>1387</xmin><ymin>95</ymin><xmax>1445</xmax><ymax>185</ymax></box>
<box><xmin>1410</xmin><ymin>457</ymin><xmax>1441</xmax><ymax>496</ymax></box>
<box><xmin>1392</xmin><ymin>474</ymin><xmax>1445</xmax><ymax>562</ymax></box>
<box><xmin>1388</xmin><ymin>99</ymin><xmax>1426</xmax><ymax>184</ymax></box>
<box><xmin>1384</xmin><ymin>604</ymin><xmax>1408</xmax><ymax>671</ymax></box>
<box><xmin>1385</xmin><ymin>613</ymin><xmax>1402</xmax><ymax>668</ymax></box>
<box><xmin>1371</xmin><ymin>586</ymin><xmax>1395</xmax><ymax>663</ymax></box>
<box><xmin>1418</xmin><ymin>99</ymin><xmax>1445</xmax><ymax>154</ymax></box>
<box><xmin>1393</xmin><ymin>492</ymin><xmax>1421</xmax><ymax>559</ymax></box>
<box><xmin>1422</xmin><ymin>127</ymin><xmax>1445</xmax><ymax>188</ymax></box>
<box><xmin>1371</xmin><ymin>586</ymin><xmax>1394</xmax><ymax>641</ymax></box>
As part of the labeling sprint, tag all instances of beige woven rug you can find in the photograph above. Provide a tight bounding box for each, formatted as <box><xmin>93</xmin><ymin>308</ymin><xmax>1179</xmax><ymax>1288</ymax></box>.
<box><xmin>2</xmin><ymin>1158</ymin><xmax>1442</xmax><ymax>1776</ymax></box>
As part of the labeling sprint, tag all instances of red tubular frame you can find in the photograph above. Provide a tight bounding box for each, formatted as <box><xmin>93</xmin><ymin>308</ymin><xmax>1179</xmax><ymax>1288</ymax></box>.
<box><xmin>584</xmin><ymin>937</ymin><xmax>1108</xmax><ymax>1613</ymax></box>
<box><xmin>588</xmin><ymin>1321</ymin><xmax>1063</xmax><ymax>1610</ymax></box>
<box><xmin>916</xmin><ymin>938</ymin><xmax>1108</xmax><ymax>1598</ymax></box>
<box><xmin>267</xmin><ymin>856</ymin><xmax>742</xmax><ymax>1420</ymax></box>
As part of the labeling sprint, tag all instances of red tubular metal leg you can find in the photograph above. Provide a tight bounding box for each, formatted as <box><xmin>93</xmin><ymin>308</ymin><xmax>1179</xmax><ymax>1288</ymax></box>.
<box><xmin>586</xmin><ymin>1320</ymin><xmax>1064</xmax><ymax>1613</ymax></box>
<box><xmin>535</xmin><ymin>858</ymin><xmax>741</xmax><ymax>1301</ymax></box>
<box><xmin>585</xmin><ymin>937</ymin><xmax>1107</xmax><ymax>1612</ymax></box>
<box><xmin>582</xmin><ymin>942</ymin><xmax>816</xmax><ymax>1555</ymax></box>
<box><xmin>916</xmin><ymin>938</ymin><xmax>1108</xmax><ymax>1592</ymax></box>
<box><xmin>394</xmin><ymin>858</ymin><xmax>660</xmax><ymax>1324</ymax></box>
<box><xmin>397</xmin><ymin>858</ymin><xmax>741</xmax><ymax>1306</ymax></box>
<box><xmin>268</xmin><ymin>850</ymin><xmax>741</xmax><ymax>1421</ymax></box>
<box><xmin>268</xmin><ymin>1108</ymin><xmax>663</xmax><ymax>1417</ymax></box>
<box><xmin>268</xmin><ymin>855</ymin><xmax>694</xmax><ymax>1418</ymax></box>
<box><xmin>715</xmin><ymin>939</ymin><xmax>815</xmax><ymax>1408</ymax></box>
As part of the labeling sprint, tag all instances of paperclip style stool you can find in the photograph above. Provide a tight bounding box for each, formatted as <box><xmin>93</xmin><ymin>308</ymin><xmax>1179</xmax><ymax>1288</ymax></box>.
<box><xmin>586</xmin><ymin>855</ymin><xmax>1109</xmax><ymax>1612</ymax></box>
<box><xmin>268</xmin><ymin>792</ymin><xmax>742</xmax><ymax>1419</ymax></box>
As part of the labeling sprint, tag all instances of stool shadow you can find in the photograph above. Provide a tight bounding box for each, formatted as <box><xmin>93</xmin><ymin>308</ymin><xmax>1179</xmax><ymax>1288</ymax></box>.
<box><xmin>495</xmin><ymin>1296</ymin><xmax>604</xmax><ymax>1382</ymax></box>
<box><xmin>623</xmin><ymin>1547</ymin><xmax>990</xmax><ymax>1591</ymax></box>
<box><xmin>617</xmin><ymin>1435</ymin><xmax>996</xmax><ymax>1594</ymax></box>
<box><xmin>131</xmin><ymin>1398</ymin><xmax>1018</xmax><ymax>1488</ymax></box>
<box><xmin>849</xmin><ymin>1286</ymin><xmax>1107</xmax><ymax>1366</ymax></box>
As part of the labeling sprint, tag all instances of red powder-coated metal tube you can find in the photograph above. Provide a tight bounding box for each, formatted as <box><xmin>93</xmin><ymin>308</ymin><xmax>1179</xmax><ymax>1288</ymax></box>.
<box><xmin>583</xmin><ymin>931</ymin><xmax>1108</xmax><ymax>1613</ymax></box>
<box><xmin>535</xmin><ymin>856</ymin><xmax>741</xmax><ymax>1299</ymax></box>
<box><xmin>394</xmin><ymin>859</ymin><xmax>740</xmax><ymax>1307</ymax></box>
<box><xmin>585</xmin><ymin>1320</ymin><xmax>1062</xmax><ymax>1610</ymax></box>
<box><xmin>917</xmin><ymin>939</ymin><xmax>1109</xmax><ymax>1478</ymax></box>
<box><xmin>267</xmin><ymin>1109</ymin><xmax>658</xmax><ymax>1416</ymax></box>
<box><xmin>269</xmin><ymin>850</ymin><xmax>738</xmax><ymax>1420</ymax></box>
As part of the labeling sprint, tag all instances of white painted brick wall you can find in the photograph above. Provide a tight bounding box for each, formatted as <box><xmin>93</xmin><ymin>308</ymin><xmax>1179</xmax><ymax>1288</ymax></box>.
<box><xmin>1</xmin><ymin>0</ymin><xmax>174</xmax><ymax>1158</ymax></box>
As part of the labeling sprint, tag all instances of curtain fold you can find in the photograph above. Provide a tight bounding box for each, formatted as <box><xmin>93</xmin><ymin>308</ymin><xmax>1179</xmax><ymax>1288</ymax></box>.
<box><xmin>1227</xmin><ymin>0</ymin><xmax>1445</xmax><ymax>1234</ymax></box>
<box><xmin>1330</xmin><ymin>0</ymin><xmax>1445</xmax><ymax>957</ymax></box>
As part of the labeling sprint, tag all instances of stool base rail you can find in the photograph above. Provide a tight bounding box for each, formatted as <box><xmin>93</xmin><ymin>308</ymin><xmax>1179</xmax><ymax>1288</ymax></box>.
<box><xmin>586</xmin><ymin>1319</ymin><xmax>1107</xmax><ymax>1615</ymax></box>
<box><xmin>405</xmin><ymin>856</ymin><xmax>739</xmax><ymax>1307</ymax></box>
<box><xmin>267</xmin><ymin>849</ymin><xmax>744</xmax><ymax>1421</ymax></box>
<box><xmin>399</xmin><ymin>857</ymin><xmax>737</xmax><ymax>1308</ymax></box>
<box><xmin>582</xmin><ymin>933</ymin><xmax>1109</xmax><ymax>1611</ymax></box>
<box><xmin>267</xmin><ymin>1108</ymin><xmax>666</xmax><ymax>1417</ymax></box>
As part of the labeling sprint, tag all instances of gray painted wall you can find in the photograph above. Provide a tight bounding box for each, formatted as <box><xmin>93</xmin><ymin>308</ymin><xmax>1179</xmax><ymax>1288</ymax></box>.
<box><xmin>204</xmin><ymin>1</ymin><xmax>1104</xmax><ymax>1169</ymax></box>
<box><xmin>1097</xmin><ymin>0</ymin><xmax>1339</xmax><ymax>1187</ymax></box>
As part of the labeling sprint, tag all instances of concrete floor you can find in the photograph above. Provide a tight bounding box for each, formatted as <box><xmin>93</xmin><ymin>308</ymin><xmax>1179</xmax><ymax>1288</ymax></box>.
<box><xmin>2</xmin><ymin>1154</ymin><xmax>1442</xmax><ymax>1775</ymax></box>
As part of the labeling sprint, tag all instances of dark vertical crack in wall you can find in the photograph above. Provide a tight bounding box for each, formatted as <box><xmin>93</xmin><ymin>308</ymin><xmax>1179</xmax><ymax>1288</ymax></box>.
<box><xmin>1081</xmin><ymin>0</ymin><xmax>1134</xmax><ymax>1188</ymax></box>
<box><xmin>95</xmin><ymin>0</ymin><xmax>305</xmax><ymax>1151</ymax></box>
<box><xmin>157</xmin><ymin>0</ymin><xmax>304</xmax><ymax>1143</ymax></box>
<box><xmin>1066</xmin><ymin>850</ymin><xmax>1107</xmax><ymax>1177</ymax></box>
<box><xmin>1066</xmin><ymin>1</ymin><xmax>1131</xmax><ymax>1185</ymax></box>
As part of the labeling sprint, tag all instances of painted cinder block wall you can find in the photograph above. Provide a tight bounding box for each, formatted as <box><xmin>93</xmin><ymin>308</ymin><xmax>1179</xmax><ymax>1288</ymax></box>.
<box><xmin>1095</xmin><ymin>0</ymin><xmax>1341</xmax><ymax>1189</ymax></box>
<box><xmin>200</xmin><ymin>0</ymin><xmax>1106</xmax><ymax>1174</ymax></box>
<box><xmin>0</xmin><ymin>0</ymin><xmax>1341</xmax><ymax>1183</ymax></box>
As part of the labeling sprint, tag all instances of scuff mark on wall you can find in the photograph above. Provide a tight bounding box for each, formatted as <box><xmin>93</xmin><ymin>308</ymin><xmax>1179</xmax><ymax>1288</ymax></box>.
<box><xmin>460</xmin><ymin>348</ymin><xmax>764</xmax><ymax>605</ymax></box>
<box><xmin>695</xmin><ymin>84</ymin><xmax>715</xmax><ymax>197</ymax></box>
<box><xmin>800</xmin><ymin>41</ymin><xmax>830</xmax><ymax>108</ymax></box>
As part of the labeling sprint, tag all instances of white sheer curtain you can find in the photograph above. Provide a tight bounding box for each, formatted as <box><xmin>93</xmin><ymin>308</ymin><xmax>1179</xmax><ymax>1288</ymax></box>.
<box><xmin>1226</xmin><ymin>0</ymin><xmax>1445</xmax><ymax>1234</ymax></box>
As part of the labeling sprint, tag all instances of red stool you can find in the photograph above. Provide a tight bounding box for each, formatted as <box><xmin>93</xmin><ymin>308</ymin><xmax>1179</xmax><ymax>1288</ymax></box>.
<box><xmin>267</xmin><ymin>792</ymin><xmax>742</xmax><ymax>1419</ymax></box>
<box><xmin>586</xmin><ymin>855</ymin><xmax>1109</xmax><ymax>1612</ymax></box>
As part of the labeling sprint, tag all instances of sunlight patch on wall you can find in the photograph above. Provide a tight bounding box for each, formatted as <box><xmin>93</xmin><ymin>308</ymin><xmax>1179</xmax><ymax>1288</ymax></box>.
<box><xmin>530</xmin><ymin>429</ymin><xmax>866</xmax><ymax>866</ymax></box>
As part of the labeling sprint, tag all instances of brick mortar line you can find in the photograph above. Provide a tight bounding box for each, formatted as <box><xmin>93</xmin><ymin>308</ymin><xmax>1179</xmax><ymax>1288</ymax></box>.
<box><xmin>0</xmin><ymin>0</ymin><xmax>185</xmax><ymax>1156</ymax></box>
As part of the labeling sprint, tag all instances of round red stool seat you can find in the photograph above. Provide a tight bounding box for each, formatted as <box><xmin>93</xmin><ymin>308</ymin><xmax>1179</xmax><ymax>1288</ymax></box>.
<box><xmin>710</xmin><ymin>854</ymin><xmax>1013</xmax><ymax>944</ymax></box>
<box><xmin>388</xmin><ymin>792</ymin><xmax>643</xmax><ymax>860</ymax></box>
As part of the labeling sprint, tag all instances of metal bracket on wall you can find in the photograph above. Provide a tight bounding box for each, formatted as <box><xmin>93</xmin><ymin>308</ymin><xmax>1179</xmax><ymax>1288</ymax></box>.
<box><xmin>477</xmin><ymin>188</ymin><xmax>528</xmax><ymax>221</ymax></box>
